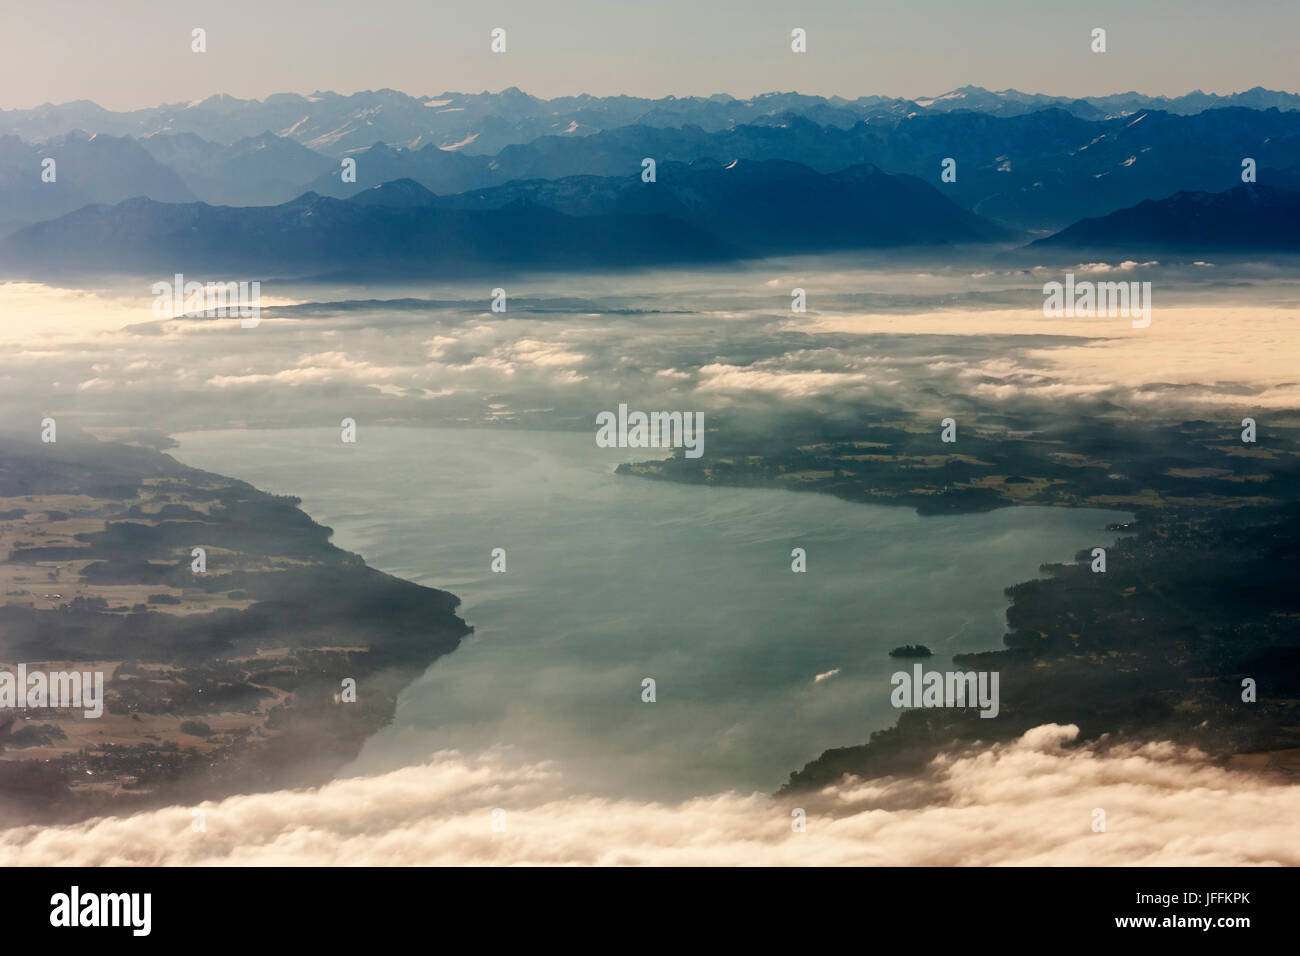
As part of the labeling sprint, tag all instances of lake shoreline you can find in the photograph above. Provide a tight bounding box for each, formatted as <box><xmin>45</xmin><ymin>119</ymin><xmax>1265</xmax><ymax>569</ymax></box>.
<box><xmin>170</xmin><ymin>426</ymin><xmax>1133</xmax><ymax>800</ymax></box>
<box><xmin>0</xmin><ymin>432</ymin><xmax>470</xmax><ymax>826</ymax></box>
<box><xmin>610</xmin><ymin>417</ymin><xmax>1300</xmax><ymax>792</ymax></box>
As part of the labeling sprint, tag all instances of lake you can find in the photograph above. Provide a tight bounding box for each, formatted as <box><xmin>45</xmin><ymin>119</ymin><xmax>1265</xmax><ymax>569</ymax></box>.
<box><xmin>174</xmin><ymin>426</ymin><xmax>1129</xmax><ymax>798</ymax></box>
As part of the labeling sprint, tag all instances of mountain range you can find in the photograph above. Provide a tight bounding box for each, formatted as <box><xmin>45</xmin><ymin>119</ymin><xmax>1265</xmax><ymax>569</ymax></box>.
<box><xmin>1034</xmin><ymin>184</ymin><xmax>1300</xmax><ymax>252</ymax></box>
<box><xmin>138</xmin><ymin>130</ymin><xmax>337</xmax><ymax>205</ymax></box>
<box><xmin>9</xmin><ymin>168</ymin><xmax>1300</xmax><ymax>282</ymax></box>
<box><xmin>0</xmin><ymin>130</ymin><xmax>195</xmax><ymax>235</ymax></box>
<box><xmin>4</xmin><ymin>92</ymin><xmax>1299</xmax><ymax>237</ymax></box>
<box><xmin>2</xmin><ymin>86</ymin><xmax>1300</xmax><ymax>266</ymax></box>
<box><xmin>432</xmin><ymin>159</ymin><xmax>1009</xmax><ymax>250</ymax></box>
<box><xmin>5</xmin><ymin>86</ymin><xmax>1300</xmax><ymax>155</ymax></box>
<box><xmin>0</xmin><ymin>191</ymin><xmax>739</xmax><ymax>278</ymax></box>
<box><xmin>0</xmin><ymin>160</ymin><xmax>1007</xmax><ymax>278</ymax></box>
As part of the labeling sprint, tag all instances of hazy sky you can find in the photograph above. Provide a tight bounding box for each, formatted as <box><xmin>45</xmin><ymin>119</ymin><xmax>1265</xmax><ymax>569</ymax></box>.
<box><xmin>1</xmin><ymin>0</ymin><xmax>1297</xmax><ymax>110</ymax></box>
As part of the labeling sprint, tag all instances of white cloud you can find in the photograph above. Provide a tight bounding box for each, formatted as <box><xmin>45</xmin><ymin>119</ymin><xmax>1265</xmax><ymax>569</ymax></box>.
<box><xmin>2</xmin><ymin>725</ymin><xmax>1295</xmax><ymax>866</ymax></box>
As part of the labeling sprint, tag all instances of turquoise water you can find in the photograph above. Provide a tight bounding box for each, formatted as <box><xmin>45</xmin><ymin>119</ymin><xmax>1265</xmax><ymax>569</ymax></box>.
<box><xmin>174</xmin><ymin>426</ymin><xmax>1129</xmax><ymax>798</ymax></box>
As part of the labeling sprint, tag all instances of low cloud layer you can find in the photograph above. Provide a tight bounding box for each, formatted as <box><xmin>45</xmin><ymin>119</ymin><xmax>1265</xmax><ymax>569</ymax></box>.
<box><xmin>3</xmin><ymin>725</ymin><xmax>1296</xmax><ymax>866</ymax></box>
<box><xmin>5</xmin><ymin>259</ymin><xmax>1299</xmax><ymax>445</ymax></box>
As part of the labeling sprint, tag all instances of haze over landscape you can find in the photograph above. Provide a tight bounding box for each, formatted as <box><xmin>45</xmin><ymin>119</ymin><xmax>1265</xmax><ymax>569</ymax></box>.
<box><xmin>2</xmin><ymin>4</ymin><xmax>1300</xmax><ymax>873</ymax></box>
